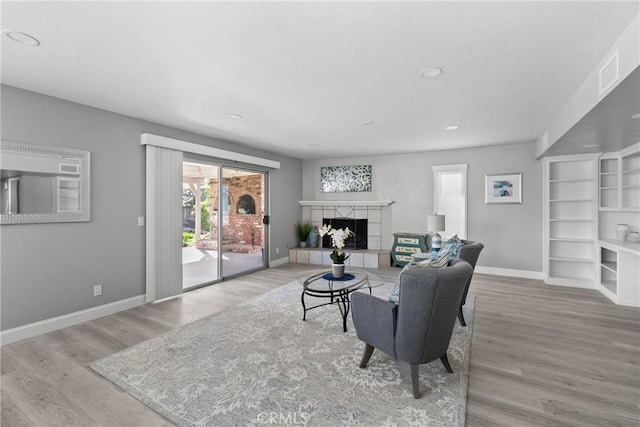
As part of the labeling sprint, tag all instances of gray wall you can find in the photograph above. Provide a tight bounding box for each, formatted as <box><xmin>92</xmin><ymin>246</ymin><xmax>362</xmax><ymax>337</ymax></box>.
<box><xmin>302</xmin><ymin>142</ymin><xmax>542</xmax><ymax>272</ymax></box>
<box><xmin>1</xmin><ymin>85</ymin><xmax>302</xmax><ymax>330</ymax></box>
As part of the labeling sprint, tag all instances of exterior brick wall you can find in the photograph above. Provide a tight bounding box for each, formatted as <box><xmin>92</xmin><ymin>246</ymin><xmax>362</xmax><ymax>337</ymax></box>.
<box><xmin>208</xmin><ymin>174</ymin><xmax>264</xmax><ymax>252</ymax></box>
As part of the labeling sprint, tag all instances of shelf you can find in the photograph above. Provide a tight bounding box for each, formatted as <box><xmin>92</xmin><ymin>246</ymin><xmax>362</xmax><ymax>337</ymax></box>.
<box><xmin>621</xmin><ymin>167</ymin><xmax>640</xmax><ymax>174</ymax></box>
<box><xmin>549</xmin><ymin>256</ymin><xmax>593</xmax><ymax>263</ymax></box>
<box><xmin>549</xmin><ymin>237</ymin><xmax>593</xmax><ymax>243</ymax></box>
<box><xmin>548</xmin><ymin>274</ymin><xmax>595</xmax><ymax>283</ymax></box>
<box><xmin>599</xmin><ymin>186</ymin><xmax>617</xmax><ymax>190</ymax></box>
<box><xmin>599</xmin><ymin>239</ymin><xmax>640</xmax><ymax>256</ymax></box>
<box><xmin>601</xmin><ymin>261</ymin><xmax>617</xmax><ymax>274</ymax></box>
<box><xmin>621</xmin><ymin>185</ymin><xmax>640</xmax><ymax>189</ymax></box>
<box><xmin>546</xmin><ymin>156</ymin><xmax>598</xmax><ymax>289</ymax></box>
<box><xmin>599</xmin><ymin>172</ymin><xmax>618</xmax><ymax>176</ymax></box>
<box><xmin>549</xmin><ymin>178</ymin><xmax>595</xmax><ymax>183</ymax></box>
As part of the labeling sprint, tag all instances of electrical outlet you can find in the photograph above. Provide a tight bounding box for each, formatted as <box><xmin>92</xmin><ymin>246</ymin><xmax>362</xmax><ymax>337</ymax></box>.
<box><xmin>276</xmin><ymin>247</ymin><xmax>280</xmax><ymax>254</ymax></box>
<box><xmin>138</xmin><ymin>216</ymin><xmax>145</xmax><ymax>226</ymax></box>
<box><xmin>93</xmin><ymin>284</ymin><xmax>102</xmax><ymax>296</ymax></box>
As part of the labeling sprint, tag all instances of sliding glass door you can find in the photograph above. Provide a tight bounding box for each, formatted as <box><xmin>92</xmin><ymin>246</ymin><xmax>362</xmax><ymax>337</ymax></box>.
<box><xmin>182</xmin><ymin>160</ymin><xmax>267</xmax><ymax>289</ymax></box>
<box><xmin>182</xmin><ymin>161</ymin><xmax>221</xmax><ymax>289</ymax></box>
<box><xmin>221</xmin><ymin>167</ymin><xmax>266</xmax><ymax>278</ymax></box>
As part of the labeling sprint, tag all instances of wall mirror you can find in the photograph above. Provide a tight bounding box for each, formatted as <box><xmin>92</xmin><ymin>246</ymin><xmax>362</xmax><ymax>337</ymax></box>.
<box><xmin>1</xmin><ymin>140</ymin><xmax>91</xmax><ymax>224</ymax></box>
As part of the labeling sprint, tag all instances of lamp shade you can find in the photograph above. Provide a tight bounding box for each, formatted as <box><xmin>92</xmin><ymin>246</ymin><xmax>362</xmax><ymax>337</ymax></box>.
<box><xmin>427</xmin><ymin>214</ymin><xmax>445</xmax><ymax>232</ymax></box>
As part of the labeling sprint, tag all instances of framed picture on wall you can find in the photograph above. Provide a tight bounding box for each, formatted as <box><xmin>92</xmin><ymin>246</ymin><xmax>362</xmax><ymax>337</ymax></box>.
<box><xmin>485</xmin><ymin>173</ymin><xmax>522</xmax><ymax>204</ymax></box>
<box><xmin>320</xmin><ymin>165</ymin><xmax>372</xmax><ymax>192</ymax></box>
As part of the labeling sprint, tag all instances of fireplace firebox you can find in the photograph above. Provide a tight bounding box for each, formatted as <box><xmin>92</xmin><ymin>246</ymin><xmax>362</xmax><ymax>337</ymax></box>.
<box><xmin>322</xmin><ymin>218</ymin><xmax>367</xmax><ymax>250</ymax></box>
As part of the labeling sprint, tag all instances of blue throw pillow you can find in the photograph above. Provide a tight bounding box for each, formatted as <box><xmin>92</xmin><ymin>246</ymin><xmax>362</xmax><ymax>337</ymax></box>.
<box><xmin>441</xmin><ymin>235</ymin><xmax>463</xmax><ymax>257</ymax></box>
<box><xmin>389</xmin><ymin>282</ymin><xmax>400</xmax><ymax>304</ymax></box>
<box><xmin>389</xmin><ymin>263</ymin><xmax>412</xmax><ymax>304</ymax></box>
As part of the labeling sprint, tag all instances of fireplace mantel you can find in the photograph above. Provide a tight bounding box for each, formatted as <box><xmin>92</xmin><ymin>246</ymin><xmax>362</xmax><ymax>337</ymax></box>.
<box><xmin>298</xmin><ymin>200</ymin><xmax>394</xmax><ymax>206</ymax></box>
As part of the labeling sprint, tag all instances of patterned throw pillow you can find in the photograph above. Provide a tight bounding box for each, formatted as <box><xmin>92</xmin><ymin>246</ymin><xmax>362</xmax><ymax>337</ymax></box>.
<box><xmin>388</xmin><ymin>252</ymin><xmax>451</xmax><ymax>304</ymax></box>
<box><xmin>441</xmin><ymin>235</ymin><xmax>463</xmax><ymax>258</ymax></box>
<box><xmin>389</xmin><ymin>282</ymin><xmax>401</xmax><ymax>304</ymax></box>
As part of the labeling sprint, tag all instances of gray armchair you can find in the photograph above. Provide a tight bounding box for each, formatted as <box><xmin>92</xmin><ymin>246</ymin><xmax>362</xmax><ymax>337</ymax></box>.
<box><xmin>457</xmin><ymin>240</ymin><xmax>483</xmax><ymax>326</ymax></box>
<box><xmin>351</xmin><ymin>258</ymin><xmax>473</xmax><ymax>398</ymax></box>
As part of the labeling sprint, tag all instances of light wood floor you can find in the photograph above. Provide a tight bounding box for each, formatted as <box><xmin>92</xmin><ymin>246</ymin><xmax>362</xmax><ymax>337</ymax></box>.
<box><xmin>1</xmin><ymin>264</ymin><xmax>639</xmax><ymax>426</ymax></box>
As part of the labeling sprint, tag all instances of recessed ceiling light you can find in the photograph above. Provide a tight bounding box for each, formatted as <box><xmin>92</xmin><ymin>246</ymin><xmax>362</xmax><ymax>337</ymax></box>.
<box><xmin>361</xmin><ymin>120</ymin><xmax>375</xmax><ymax>125</ymax></box>
<box><xmin>582</xmin><ymin>144</ymin><xmax>599</xmax><ymax>148</ymax></box>
<box><xmin>2</xmin><ymin>30</ymin><xmax>40</xmax><ymax>47</ymax></box>
<box><xmin>418</xmin><ymin>67</ymin><xmax>443</xmax><ymax>78</ymax></box>
<box><xmin>632</xmin><ymin>113</ymin><xmax>640</xmax><ymax>119</ymax></box>
<box><xmin>444</xmin><ymin>125</ymin><xmax>459</xmax><ymax>131</ymax></box>
<box><xmin>228</xmin><ymin>114</ymin><xmax>242</xmax><ymax>119</ymax></box>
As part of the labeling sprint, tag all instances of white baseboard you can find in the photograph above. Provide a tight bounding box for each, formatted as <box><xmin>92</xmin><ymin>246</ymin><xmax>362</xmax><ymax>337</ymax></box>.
<box><xmin>0</xmin><ymin>295</ymin><xmax>146</xmax><ymax>346</ymax></box>
<box><xmin>475</xmin><ymin>266</ymin><xmax>544</xmax><ymax>280</ymax></box>
<box><xmin>269</xmin><ymin>256</ymin><xmax>290</xmax><ymax>268</ymax></box>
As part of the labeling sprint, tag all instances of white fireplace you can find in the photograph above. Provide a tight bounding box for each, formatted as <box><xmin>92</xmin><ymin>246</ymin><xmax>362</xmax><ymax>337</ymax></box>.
<box><xmin>291</xmin><ymin>200</ymin><xmax>394</xmax><ymax>268</ymax></box>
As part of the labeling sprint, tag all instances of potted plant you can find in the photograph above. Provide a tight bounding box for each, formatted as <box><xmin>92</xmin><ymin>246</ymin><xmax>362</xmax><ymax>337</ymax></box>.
<box><xmin>317</xmin><ymin>224</ymin><xmax>355</xmax><ymax>278</ymax></box>
<box><xmin>294</xmin><ymin>221</ymin><xmax>313</xmax><ymax>247</ymax></box>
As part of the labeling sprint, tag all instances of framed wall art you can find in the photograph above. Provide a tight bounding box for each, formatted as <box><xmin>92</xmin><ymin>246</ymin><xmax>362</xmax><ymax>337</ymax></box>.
<box><xmin>485</xmin><ymin>173</ymin><xmax>522</xmax><ymax>204</ymax></box>
<box><xmin>320</xmin><ymin>165</ymin><xmax>371</xmax><ymax>193</ymax></box>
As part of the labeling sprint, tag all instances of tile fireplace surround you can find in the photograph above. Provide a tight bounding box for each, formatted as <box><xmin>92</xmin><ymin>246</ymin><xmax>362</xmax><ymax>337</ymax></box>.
<box><xmin>290</xmin><ymin>201</ymin><xmax>393</xmax><ymax>269</ymax></box>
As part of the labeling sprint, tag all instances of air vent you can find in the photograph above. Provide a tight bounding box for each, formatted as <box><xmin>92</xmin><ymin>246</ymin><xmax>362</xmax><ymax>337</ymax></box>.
<box><xmin>59</xmin><ymin>163</ymin><xmax>79</xmax><ymax>174</ymax></box>
<box><xmin>599</xmin><ymin>50</ymin><xmax>619</xmax><ymax>96</ymax></box>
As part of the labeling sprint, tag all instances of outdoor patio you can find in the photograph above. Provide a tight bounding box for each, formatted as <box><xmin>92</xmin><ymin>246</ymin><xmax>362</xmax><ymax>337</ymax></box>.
<box><xmin>182</xmin><ymin>246</ymin><xmax>264</xmax><ymax>289</ymax></box>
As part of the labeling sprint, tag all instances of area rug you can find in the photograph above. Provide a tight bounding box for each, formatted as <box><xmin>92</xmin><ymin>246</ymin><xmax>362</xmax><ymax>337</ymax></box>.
<box><xmin>90</xmin><ymin>279</ymin><xmax>475</xmax><ymax>426</ymax></box>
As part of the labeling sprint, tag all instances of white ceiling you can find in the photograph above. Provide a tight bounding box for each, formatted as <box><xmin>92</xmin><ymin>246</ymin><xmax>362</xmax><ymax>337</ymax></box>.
<box><xmin>1</xmin><ymin>1</ymin><xmax>638</xmax><ymax>160</ymax></box>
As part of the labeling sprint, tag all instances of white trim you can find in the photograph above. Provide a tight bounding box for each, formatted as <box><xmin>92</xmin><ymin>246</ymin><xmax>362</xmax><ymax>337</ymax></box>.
<box><xmin>432</xmin><ymin>163</ymin><xmax>468</xmax><ymax>172</ymax></box>
<box><xmin>599</xmin><ymin>239</ymin><xmax>640</xmax><ymax>256</ymax></box>
<box><xmin>298</xmin><ymin>200</ymin><xmax>394</xmax><ymax>206</ymax></box>
<box><xmin>141</xmin><ymin>133</ymin><xmax>280</xmax><ymax>169</ymax></box>
<box><xmin>0</xmin><ymin>295</ymin><xmax>146</xmax><ymax>346</ymax></box>
<box><xmin>269</xmin><ymin>256</ymin><xmax>290</xmax><ymax>268</ymax></box>
<box><xmin>475</xmin><ymin>266</ymin><xmax>544</xmax><ymax>280</ymax></box>
<box><xmin>618</xmin><ymin>141</ymin><xmax>640</xmax><ymax>158</ymax></box>
<box><xmin>598</xmin><ymin>283</ymin><xmax>618</xmax><ymax>304</ymax></box>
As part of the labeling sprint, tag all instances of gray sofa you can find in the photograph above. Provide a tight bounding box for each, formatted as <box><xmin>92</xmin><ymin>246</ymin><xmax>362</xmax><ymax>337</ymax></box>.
<box><xmin>351</xmin><ymin>258</ymin><xmax>473</xmax><ymax>398</ymax></box>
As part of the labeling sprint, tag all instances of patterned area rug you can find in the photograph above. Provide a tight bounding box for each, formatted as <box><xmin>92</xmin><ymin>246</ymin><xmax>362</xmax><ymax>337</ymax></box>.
<box><xmin>91</xmin><ymin>280</ymin><xmax>475</xmax><ymax>426</ymax></box>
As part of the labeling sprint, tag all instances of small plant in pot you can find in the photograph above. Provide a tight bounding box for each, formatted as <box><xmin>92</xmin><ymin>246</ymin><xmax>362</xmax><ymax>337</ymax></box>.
<box><xmin>318</xmin><ymin>224</ymin><xmax>355</xmax><ymax>278</ymax></box>
<box><xmin>294</xmin><ymin>221</ymin><xmax>313</xmax><ymax>248</ymax></box>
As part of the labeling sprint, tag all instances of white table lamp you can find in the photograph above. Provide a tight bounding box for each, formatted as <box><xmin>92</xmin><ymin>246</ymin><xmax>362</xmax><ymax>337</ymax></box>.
<box><xmin>427</xmin><ymin>214</ymin><xmax>446</xmax><ymax>254</ymax></box>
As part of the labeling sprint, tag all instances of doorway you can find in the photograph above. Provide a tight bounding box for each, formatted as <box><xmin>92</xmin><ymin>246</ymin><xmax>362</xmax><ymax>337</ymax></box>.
<box><xmin>182</xmin><ymin>160</ymin><xmax>267</xmax><ymax>289</ymax></box>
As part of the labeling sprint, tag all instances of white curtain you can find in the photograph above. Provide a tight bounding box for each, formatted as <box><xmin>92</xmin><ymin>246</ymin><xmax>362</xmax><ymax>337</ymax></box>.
<box><xmin>145</xmin><ymin>145</ymin><xmax>183</xmax><ymax>302</ymax></box>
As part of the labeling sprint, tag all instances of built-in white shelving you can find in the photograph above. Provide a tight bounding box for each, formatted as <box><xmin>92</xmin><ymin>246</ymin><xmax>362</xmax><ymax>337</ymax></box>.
<box><xmin>596</xmin><ymin>142</ymin><xmax>640</xmax><ymax>307</ymax></box>
<box><xmin>544</xmin><ymin>145</ymin><xmax>639</xmax><ymax>305</ymax></box>
<box><xmin>599</xmin><ymin>143</ymin><xmax>640</xmax><ymax>211</ymax></box>
<box><xmin>544</xmin><ymin>154</ymin><xmax>598</xmax><ymax>288</ymax></box>
<box><xmin>598</xmin><ymin>239</ymin><xmax>640</xmax><ymax>307</ymax></box>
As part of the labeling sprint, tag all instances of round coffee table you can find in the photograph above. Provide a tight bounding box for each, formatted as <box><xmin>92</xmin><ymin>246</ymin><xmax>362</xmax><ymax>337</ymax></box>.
<box><xmin>297</xmin><ymin>269</ymin><xmax>383</xmax><ymax>332</ymax></box>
